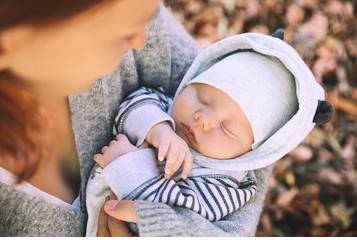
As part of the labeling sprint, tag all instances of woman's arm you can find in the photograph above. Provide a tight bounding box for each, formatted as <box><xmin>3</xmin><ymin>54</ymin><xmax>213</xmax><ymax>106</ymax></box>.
<box><xmin>134</xmin><ymin>167</ymin><xmax>272</xmax><ymax>236</ymax></box>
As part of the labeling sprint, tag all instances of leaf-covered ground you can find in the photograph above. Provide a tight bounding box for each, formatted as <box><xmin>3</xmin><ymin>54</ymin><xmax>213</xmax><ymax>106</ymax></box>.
<box><xmin>164</xmin><ymin>0</ymin><xmax>356</xmax><ymax>236</ymax></box>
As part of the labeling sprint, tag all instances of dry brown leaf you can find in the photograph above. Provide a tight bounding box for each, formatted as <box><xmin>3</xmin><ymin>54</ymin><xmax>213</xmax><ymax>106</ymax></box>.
<box><xmin>329</xmin><ymin>202</ymin><xmax>354</xmax><ymax>229</ymax></box>
<box><xmin>261</xmin><ymin>213</ymin><xmax>273</xmax><ymax>232</ymax></box>
<box><xmin>289</xmin><ymin>145</ymin><xmax>314</xmax><ymax>163</ymax></box>
<box><xmin>285</xmin><ymin>171</ymin><xmax>296</xmax><ymax>186</ymax></box>
<box><xmin>306</xmin><ymin>128</ymin><xmax>326</xmax><ymax>148</ymax></box>
<box><xmin>249</xmin><ymin>25</ymin><xmax>269</xmax><ymax>34</ymax></box>
<box><xmin>244</xmin><ymin>0</ymin><xmax>262</xmax><ymax>19</ymax></box>
<box><xmin>329</xmin><ymin>93</ymin><xmax>357</xmax><ymax>117</ymax></box>
<box><xmin>276</xmin><ymin>187</ymin><xmax>299</xmax><ymax>207</ymax></box>
<box><xmin>312</xmin><ymin>205</ymin><xmax>331</xmax><ymax>226</ymax></box>
<box><xmin>298</xmin><ymin>13</ymin><xmax>328</xmax><ymax>42</ymax></box>
<box><xmin>319</xmin><ymin>168</ymin><xmax>344</xmax><ymax>185</ymax></box>
<box><xmin>286</xmin><ymin>4</ymin><xmax>304</xmax><ymax>28</ymax></box>
<box><xmin>297</xmin><ymin>0</ymin><xmax>320</xmax><ymax>9</ymax></box>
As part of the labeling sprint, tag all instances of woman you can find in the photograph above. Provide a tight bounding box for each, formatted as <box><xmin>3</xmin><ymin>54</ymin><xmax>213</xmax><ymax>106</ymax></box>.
<box><xmin>0</xmin><ymin>0</ymin><xmax>270</xmax><ymax>236</ymax></box>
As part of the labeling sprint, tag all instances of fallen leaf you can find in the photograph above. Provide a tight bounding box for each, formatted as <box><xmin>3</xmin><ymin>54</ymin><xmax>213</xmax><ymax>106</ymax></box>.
<box><xmin>312</xmin><ymin>205</ymin><xmax>331</xmax><ymax>226</ymax></box>
<box><xmin>277</xmin><ymin>187</ymin><xmax>299</xmax><ymax>207</ymax></box>
<box><xmin>329</xmin><ymin>202</ymin><xmax>354</xmax><ymax>229</ymax></box>
<box><xmin>298</xmin><ymin>12</ymin><xmax>328</xmax><ymax>42</ymax></box>
<box><xmin>289</xmin><ymin>145</ymin><xmax>314</xmax><ymax>163</ymax></box>
<box><xmin>319</xmin><ymin>168</ymin><xmax>344</xmax><ymax>185</ymax></box>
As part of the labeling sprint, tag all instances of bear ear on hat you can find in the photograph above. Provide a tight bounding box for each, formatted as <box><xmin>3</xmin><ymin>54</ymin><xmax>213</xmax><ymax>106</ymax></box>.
<box><xmin>272</xmin><ymin>28</ymin><xmax>285</xmax><ymax>40</ymax></box>
<box><xmin>313</xmin><ymin>100</ymin><xmax>334</xmax><ymax>124</ymax></box>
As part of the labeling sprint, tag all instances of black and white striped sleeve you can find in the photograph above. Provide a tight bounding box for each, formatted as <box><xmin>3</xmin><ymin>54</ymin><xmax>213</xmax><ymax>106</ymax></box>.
<box><xmin>113</xmin><ymin>86</ymin><xmax>174</xmax><ymax>146</ymax></box>
<box><xmin>126</xmin><ymin>173</ymin><xmax>258</xmax><ymax>222</ymax></box>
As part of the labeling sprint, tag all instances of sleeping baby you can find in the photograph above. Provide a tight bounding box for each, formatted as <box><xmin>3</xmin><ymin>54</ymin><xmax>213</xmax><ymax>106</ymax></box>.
<box><xmin>86</xmin><ymin>32</ymin><xmax>330</xmax><ymax>236</ymax></box>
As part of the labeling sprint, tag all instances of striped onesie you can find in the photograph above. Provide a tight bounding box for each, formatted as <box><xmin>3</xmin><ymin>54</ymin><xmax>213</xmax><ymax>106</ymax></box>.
<box><xmin>86</xmin><ymin>87</ymin><xmax>257</xmax><ymax>234</ymax></box>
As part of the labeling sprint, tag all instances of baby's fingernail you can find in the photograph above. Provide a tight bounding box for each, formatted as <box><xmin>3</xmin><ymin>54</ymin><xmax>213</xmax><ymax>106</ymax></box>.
<box><xmin>105</xmin><ymin>200</ymin><xmax>117</xmax><ymax>210</ymax></box>
<box><xmin>158</xmin><ymin>155</ymin><xmax>163</xmax><ymax>161</ymax></box>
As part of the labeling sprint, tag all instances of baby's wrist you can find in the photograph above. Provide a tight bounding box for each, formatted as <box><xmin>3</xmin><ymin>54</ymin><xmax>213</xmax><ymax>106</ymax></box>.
<box><xmin>146</xmin><ymin>121</ymin><xmax>173</xmax><ymax>145</ymax></box>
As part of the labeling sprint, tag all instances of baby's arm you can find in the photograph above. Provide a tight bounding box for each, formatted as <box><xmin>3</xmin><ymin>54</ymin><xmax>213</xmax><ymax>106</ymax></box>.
<box><xmin>113</xmin><ymin>86</ymin><xmax>193</xmax><ymax>179</ymax></box>
<box><xmin>94</xmin><ymin>134</ymin><xmax>140</xmax><ymax>168</ymax></box>
<box><xmin>113</xmin><ymin>86</ymin><xmax>175</xmax><ymax>146</ymax></box>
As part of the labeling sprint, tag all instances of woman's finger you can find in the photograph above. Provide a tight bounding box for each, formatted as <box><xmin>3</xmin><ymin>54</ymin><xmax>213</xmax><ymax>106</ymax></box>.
<box><xmin>108</xmin><ymin>216</ymin><xmax>133</xmax><ymax>236</ymax></box>
<box><xmin>97</xmin><ymin>196</ymin><xmax>110</xmax><ymax>236</ymax></box>
<box><xmin>104</xmin><ymin>200</ymin><xmax>137</xmax><ymax>223</ymax></box>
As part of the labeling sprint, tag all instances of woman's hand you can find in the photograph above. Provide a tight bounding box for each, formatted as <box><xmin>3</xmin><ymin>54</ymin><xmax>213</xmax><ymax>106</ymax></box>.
<box><xmin>104</xmin><ymin>199</ymin><xmax>137</xmax><ymax>223</ymax></box>
<box><xmin>97</xmin><ymin>194</ymin><xmax>135</xmax><ymax>236</ymax></box>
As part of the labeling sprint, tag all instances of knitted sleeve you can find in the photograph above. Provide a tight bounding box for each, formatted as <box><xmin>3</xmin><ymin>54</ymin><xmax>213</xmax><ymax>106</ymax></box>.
<box><xmin>135</xmin><ymin>167</ymin><xmax>272</xmax><ymax>237</ymax></box>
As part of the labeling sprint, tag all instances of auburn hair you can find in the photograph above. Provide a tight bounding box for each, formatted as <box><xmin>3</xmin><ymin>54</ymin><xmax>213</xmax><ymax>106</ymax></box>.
<box><xmin>0</xmin><ymin>0</ymin><xmax>105</xmax><ymax>183</ymax></box>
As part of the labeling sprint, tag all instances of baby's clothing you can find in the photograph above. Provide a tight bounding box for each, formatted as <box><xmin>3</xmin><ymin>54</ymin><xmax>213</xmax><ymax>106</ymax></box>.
<box><xmin>86</xmin><ymin>87</ymin><xmax>257</xmax><ymax>236</ymax></box>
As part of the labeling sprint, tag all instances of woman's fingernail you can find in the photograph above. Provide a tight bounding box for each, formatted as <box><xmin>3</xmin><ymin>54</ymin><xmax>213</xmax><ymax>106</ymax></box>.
<box><xmin>105</xmin><ymin>200</ymin><xmax>117</xmax><ymax>210</ymax></box>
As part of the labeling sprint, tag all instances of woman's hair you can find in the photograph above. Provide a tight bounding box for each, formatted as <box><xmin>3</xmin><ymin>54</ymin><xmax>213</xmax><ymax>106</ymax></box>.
<box><xmin>0</xmin><ymin>0</ymin><xmax>105</xmax><ymax>183</ymax></box>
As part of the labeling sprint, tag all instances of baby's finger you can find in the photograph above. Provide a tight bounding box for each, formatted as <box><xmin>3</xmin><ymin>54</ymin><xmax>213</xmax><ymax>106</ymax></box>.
<box><xmin>116</xmin><ymin>134</ymin><xmax>126</xmax><ymax>141</ymax></box>
<box><xmin>158</xmin><ymin>141</ymin><xmax>170</xmax><ymax>161</ymax></box>
<box><xmin>180</xmin><ymin>152</ymin><xmax>193</xmax><ymax>180</ymax></box>
<box><xmin>164</xmin><ymin>148</ymin><xmax>178</xmax><ymax>178</ymax></box>
<box><xmin>101</xmin><ymin>146</ymin><xmax>109</xmax><ymax>154</ymax></box>
<box><xmin>109</xmin><ymin>140</ymin><xmax>117</xmax><ymax>147</ymax></box>
<box><xmin>94</xmin><ymin>153</ymin><xmax>106</xmax><ymax>167</ymax></box>
<box><xmin>165</xmin><ymin>148</ymin><xmax>184</xmax><ymax>179</ymax></box>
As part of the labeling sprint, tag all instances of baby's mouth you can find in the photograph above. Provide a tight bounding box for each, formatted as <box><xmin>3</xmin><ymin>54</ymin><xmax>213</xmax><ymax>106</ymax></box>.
<box><xmin>179</xmin><ymin>122</ymin><xmax>197</xmax><ymax>145</ymax></box>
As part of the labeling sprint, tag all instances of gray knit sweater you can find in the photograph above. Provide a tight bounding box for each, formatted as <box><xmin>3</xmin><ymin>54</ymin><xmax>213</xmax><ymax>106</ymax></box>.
<box><xmin>0</xmin><ymin>5</ymin><xmax>270</xmax><ymax>236</ymax></box>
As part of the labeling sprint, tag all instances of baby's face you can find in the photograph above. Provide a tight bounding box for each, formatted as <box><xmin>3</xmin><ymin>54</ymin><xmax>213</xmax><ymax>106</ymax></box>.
<box><xmin>171</xmin><ymin>83</ymin><xmax>254</xmax><ymax>159</ymax></box>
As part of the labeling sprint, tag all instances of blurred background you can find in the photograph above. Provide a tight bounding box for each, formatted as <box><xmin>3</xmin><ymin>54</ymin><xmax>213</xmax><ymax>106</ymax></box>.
<box><xmin>164</xmin><ymin>0</ymin><xmax>356</xmax><ymax>236</ymax></box>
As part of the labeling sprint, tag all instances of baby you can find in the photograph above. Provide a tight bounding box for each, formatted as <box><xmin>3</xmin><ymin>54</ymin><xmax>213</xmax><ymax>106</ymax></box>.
<box><xmin>86</xmin><ymin>32</ymin><xmax>330</xmax><ymax>236</ymax></box>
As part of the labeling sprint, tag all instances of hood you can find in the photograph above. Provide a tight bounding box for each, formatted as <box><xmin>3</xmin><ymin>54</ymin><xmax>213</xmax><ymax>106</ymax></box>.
<box><xmin>172</xmin><ymin>32</ymin><xmax>330</xmax><ymax>171</ymax></box>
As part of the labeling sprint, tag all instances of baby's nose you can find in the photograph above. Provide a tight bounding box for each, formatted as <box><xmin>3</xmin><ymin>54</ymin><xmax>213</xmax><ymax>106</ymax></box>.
<box><xmin>194</xmin><ymin>111</ymin><xmax>215</xmax><ymax>131</ymax></box>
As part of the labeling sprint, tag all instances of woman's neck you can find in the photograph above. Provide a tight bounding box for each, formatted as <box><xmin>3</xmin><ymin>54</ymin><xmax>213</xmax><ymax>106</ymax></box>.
<box><xmin>27</xmin><ymin>96</ymin><xmax>81</xmax><ymax>203</ymax></box>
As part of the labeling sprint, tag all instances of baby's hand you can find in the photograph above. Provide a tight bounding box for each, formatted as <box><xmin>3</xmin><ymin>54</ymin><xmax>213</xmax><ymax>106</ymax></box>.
<box><xmin>94</xmin><ymin>134</ymin><xmax>138</xmax><ymax>168</ymax></box>
<box><xmin>147</xmin><ymin>122</ymin><xmax>193</xmax><ymax>179</ymax></box>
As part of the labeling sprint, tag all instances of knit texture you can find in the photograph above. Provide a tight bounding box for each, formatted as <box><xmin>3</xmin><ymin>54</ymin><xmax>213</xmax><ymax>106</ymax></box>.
<box><xmin>135</xmin><ymin>166</ymin><xmax>272</xmax><ymax>237</ymax></box>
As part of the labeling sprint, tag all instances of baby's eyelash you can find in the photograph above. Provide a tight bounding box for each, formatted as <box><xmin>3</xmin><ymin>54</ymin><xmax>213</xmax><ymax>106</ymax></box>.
<box><xmin>221</xmin><ymin>123</ymin><xmax>238</xmax><ymax>139</ymax></box>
